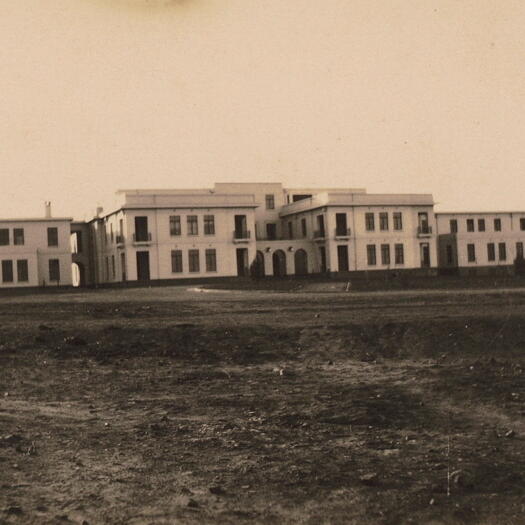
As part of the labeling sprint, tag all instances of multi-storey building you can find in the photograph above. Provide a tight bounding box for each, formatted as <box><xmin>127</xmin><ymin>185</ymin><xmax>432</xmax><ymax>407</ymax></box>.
<box><xmin>0</xmin><ymin>203</ymin><xmax>73</xmax><ymax>288</ymax></box>
<box><xmin>436</xmin><ymin>212</ymin><xmax>525</xmax><ymax>275</ymax></box>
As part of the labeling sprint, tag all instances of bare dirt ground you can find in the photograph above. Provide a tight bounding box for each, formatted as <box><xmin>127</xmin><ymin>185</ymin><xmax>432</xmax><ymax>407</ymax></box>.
<box><xmin>1</xmin><ymin>286</ymin><xmax>525</xmax><ymax>524</ymax></box>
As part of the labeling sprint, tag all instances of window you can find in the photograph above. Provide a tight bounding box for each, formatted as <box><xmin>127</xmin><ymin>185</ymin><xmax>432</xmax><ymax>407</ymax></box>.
<box><xmin>204</xmin><ymin>215</ymin><xmax>215</xmax><ymax>235</ymax></box>
<box><xmin>395</xmin><ymin>244</ymin><xmax>404</xmax><ymax>265</ymax></box>
<box><xmin>205</xmin><ymin>249</ymin><xmax>217</xmax><ymax>272</ymax></box>
<box><xmin>49</xmin><ymin>259</ymin><xmax>60</xmax><ymax>282</ymax></box>
<box><xmin>446</xmin><ymin>245</ymin><xmax>453</xmax><ymax>265</ymax></box>
<box><xmin>0</xmin><ymin>229</ymin><xmax>9</xmax><ymax>245</ymax></box>
<box><xmin>520</xmin><ymin>218</ymin><xmax>525</xmax><ymax>231</ymax></box>
<box><xmin>2</xmin><ymin>260</ymin><xmax>13</xmax><ymax>282</ymax></box>
<box><xmin>288</xmin><ymin>222</ymin><xmax>293</xmax><ymax>239</ymax></box>
<box><xmin>105</xmin><ymin>257</ymin><xmax>109</xmax><ymax>281</ymax></box>
<box><xmin>366</xmin><ymin>244</ymin><xmax>376</xmax><ymax>265</ymax></box>
<box><xmin>301</xmin><ymin>218</ymin><xmax>307</xmax><ymax>237</ymax></box>
<box><xmin>379</xmin><ymin>213</ymin><xmax>389</xmax><ymax>231</ymax></box>
<box><xmin>381</xmin><ymin>244</ymin><xmax>390</xmax><ymax>265</ymax></box>
<box><xmin>13</xmin><ymin>228</ymin><xmax>24</xmax><ymax>246</ymax></box>
<box><xmin>188</xmin><ymin>249</ymin><xmax>200</xmax><ymax>272</ymax></box>
<box><xmin>478</xmin><ymin>219</ymin><xmax>485</xmax><ymax>232</ymax></box>
<box><xmin>487</xmin><ymin>243</ymin><xmax>495</xmax><ymax>262</ymax></box>
<box><xmin>494</xmin><ymin>218</ymin><xmax>501</xmax><ymax>231</ymax></box>
<box><xmin>499</xmin><ymin>242</ymin><xmax>506</xmax><ymax>261</ymax></box>
<box><xmin>393</xmin><ymin>212</ymin><xmax>403</xmax><ymax>230</ymax></box>
<box><xmin>17</xmin><ymin>260</ymin><xmax>28</xmax><ymax>282</ymax></box>
<box><xmin>171</xmin><ymin>250</ymin><xmax>183</xmax><ymax>273</ymax></box>
<box><xmin>187</xmin><ymin>216</ymin><xmax>198</xmax><ymax>235</ymax></box>
<box><xmin>450</xmin><ymin>219</ymin><xmax>458</xmax><ymax>233</ymax></box>
<box><xmin>110</xmin><ymin>223</ymin><xmax>114</xmax><ymax>243</ymax></box>
<box><xmin>169</xmin><ymin>216</ymin><xmax>181</xmax><ymax>236</ymax></box>
<box><xmin>467</xmin><ymin>244</ymin><xmax>476</xmax><ymax>262</ymax></box>
<box><xmin>365</xmin><ymin>213</ymin><xmax>375</xmax><ymax>231</ymax></box>
<box><xmin>111</xmin><ymin>255</ymin><xmax>116</xmax><ymax>279</ymax></box>
<box><xmin>265</xmin><ymin>194</ymin><xmax>275</xmax><ymax>210</ymax></box>
<box><xmin>466</xmin><ymin>219</ymin><xmax>474</xmax><ymax>232</ymax></box>
<box><xmin>517</xmin><ymin>242</ymin><xmax>524</xmax><ymax>260</ymax></box>
<box><xmin>47</xmin><ymin>227</ymin><xmax>58</xmax><ymax>247</ymax></box>
<box><xmin>266</xmin><ymin>223</ymin><xmax>277</xmax><ymax>240</ymax></box>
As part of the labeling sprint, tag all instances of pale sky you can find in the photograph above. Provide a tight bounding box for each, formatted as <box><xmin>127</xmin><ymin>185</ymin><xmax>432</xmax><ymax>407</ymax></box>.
<box><xmin>1</xmin><ymin>0</ymin><xmax>525</xmax><ymax>220</ymax></box>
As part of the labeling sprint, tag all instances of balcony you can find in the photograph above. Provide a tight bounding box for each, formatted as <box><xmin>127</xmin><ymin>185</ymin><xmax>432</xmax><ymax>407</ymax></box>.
<box><xmin>116</xmin><ymin>234</ymin><xmax>125</xmax><ymax>245</ymax></box>
<box><xmin>132</xmin><ymin>232</ymin><xmax>152</xmax><ymax>245</ymax></box>
<box><xmin>313</xmin><ymin>230</ymin><xmax>326</xmax><ymax>241</ymax></box>
<box><xmin>334</xmin><ymin>227</ymin><xmax>352</xmax><ymax>239</ymax></box>
<box><xmin>233</xmin><ymin>230</ymin><xmax>251</xmax><ymax>243</ymax></box>
<box><xmin>417</xmin><ymin>225</ymin><xmax>433</xmax><ymax>237</ymax></box>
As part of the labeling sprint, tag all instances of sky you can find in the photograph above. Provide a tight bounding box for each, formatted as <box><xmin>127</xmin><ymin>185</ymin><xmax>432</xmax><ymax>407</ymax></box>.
<box><xmin>1</xmin><ymin>0</ymin><xmax>525</xmax><ymax>220</ymax></box>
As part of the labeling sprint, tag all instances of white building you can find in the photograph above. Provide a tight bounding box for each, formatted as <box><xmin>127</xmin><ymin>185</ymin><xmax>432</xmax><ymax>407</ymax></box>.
<box><xmin>0</xmin><ymin>204</ymin><xmax>73</xmax><ymax>288</ymax></box>
<box><xmin>436</xmin><ymin>212</ymin><xmax>525</xmax><ymax>274</ymax></box>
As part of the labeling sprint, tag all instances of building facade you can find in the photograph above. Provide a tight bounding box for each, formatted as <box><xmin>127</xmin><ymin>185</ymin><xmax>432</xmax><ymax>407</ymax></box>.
<box><xmin>0</xmin><ymin>206</ymin><xmax>73</xmax><ymax>288</ymax></box>
<box><xmin>436</xmin><ymin>212</ymin><xmax>525</xmax><ymax>275</ymax></box>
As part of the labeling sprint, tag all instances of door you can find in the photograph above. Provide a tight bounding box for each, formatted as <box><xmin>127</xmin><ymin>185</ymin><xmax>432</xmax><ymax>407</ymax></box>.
<box><xmin>234</xmin><ymin>215</ymin><xmax>247</xmax><ymax>239</ymax></box>
<box><xmin>121</xmin><ymin>252</ymin><xmax>127</xmax><ymax>281</ymax></box>
<box><xmin>336</xmin><ymin>213</ymin><xmax>347</xmax><ymax>236</ymax></box>
<box><xmin>418</xmin><ymin>212</ymin><xmax>429</xmax><ymax>234</ymax></box>
<box><xmin>337</xmin><ymin>245</ymin><xmax>349</xmax><ymax>272</ymax></box>
<box><xmin>420</xmin><ymin>243</ymin><xmax>430</xmax><ymax>268</ymax></box>
<box><xmin>272</xmin><ymin>250</ymin><xmax>287</xmax><ymax>277</ymax></box>
<box><xmin>294</xmin><ymin>249</ymin><xmax>308</xmax><ymax>275</ymax></box>
<box><xmin>236</xmin><ymin>248</ymin><xmax>248</xmax><ymax>276</ymax></box>
<box><xmin>316</xmin><ymin>215</ymin><xmax>325</xmax><ymax>237</ymax></box>
<box><xmin>136</xmin><ymin>251</ymin><xmax>150</xmax><ymax>281</ymax></box>
<box><xmin>319</xmin><ymin>246</ymin><xmax>327</xmax><ymax>273</ymax></box>
<box><xmin>135</xmin><ymin>216</ymin><xmax>149</xmax><ymax>242</ymax></box>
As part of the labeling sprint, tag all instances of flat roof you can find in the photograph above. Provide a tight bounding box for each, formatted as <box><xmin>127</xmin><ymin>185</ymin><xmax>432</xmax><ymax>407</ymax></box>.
<box><xmin>0</xmin><ymin>217</ymin><xmax>73</xmax><ymax>223</ymax></box>
<box><xmin>436</xmin><ymin>211</ymin><xmax>525</xmax><ymax>215</ymax></box>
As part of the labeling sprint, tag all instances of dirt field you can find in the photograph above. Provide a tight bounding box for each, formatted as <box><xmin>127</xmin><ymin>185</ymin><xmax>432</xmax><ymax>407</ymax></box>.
<box><xmin>1</xmin><ymin>286</ymin><xmax>525</xmax><ymax>524</ymax></box>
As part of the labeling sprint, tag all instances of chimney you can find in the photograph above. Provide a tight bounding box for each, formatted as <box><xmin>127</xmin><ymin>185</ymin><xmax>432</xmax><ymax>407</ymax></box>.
<box><xmin>45</xmin><ymin>201</ymin><xmax>52</xmax><ymax>218</ymax></box>
<box><xmin>96</xmin><ymin>206</ymin><xmax>104</xmax><ymax>218</ymax></box>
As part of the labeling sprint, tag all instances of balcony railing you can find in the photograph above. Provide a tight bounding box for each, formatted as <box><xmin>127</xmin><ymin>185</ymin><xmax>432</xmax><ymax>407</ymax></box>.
<box><xmin>334</xmin><ymin>227</ymin><xmax>352</xmax><ymax>238</ymax></box>
<box><xmin>132</xmin><ymin>232</ymin><xmax>152</xmax><ymax>243</ymax></box>
<box><xmin>313</xmin><ymin>230</ymin><xmax>326</xmax><ymax>239</ymax></box>
<box><xmin>233</xmin><ymin>230</ymin><xmax>251</xmax><ymax>242</ymax></box>
<box><xmin>417</xmin><ymin>225</ymin><xmax>433</xmax><ymax>237</ymax></box>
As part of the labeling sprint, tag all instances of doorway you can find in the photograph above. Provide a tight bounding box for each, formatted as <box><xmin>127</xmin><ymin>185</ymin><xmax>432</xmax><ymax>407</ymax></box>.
<box><xmin>272</xmin><ymin>250</ymin><xmax>287</xmax><ymax>277</ymax></box>
<box><xmin>136</xmin><ymin>251</ymin><xmax>150</xmax><ymax>281</ymax></box>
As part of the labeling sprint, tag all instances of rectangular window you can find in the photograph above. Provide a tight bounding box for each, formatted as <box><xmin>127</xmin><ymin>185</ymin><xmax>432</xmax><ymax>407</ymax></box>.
<box><xmin>365</xmin><ymin>213</ymin><xmax>375</xmax><ymax>231</ymax></box>
<box><xmin>499</xmin><ymin>242</ymin><xmax>506</xmax><ymax>261</ymax></box>
<box><xmin>49</xmin><ymin>259</ymin><xmax>60</xmax><ymax>281</ymax></box>
<box><xmin>266</xmin><ymin>223</ymin><xmax>277</xmax><ymax>240</ymax></box>
<box><xmin>187</xmin><ymin>215</ymin><xmax>198</xmax><ymax>235</ymax></box>
<box><xmin>265</xmin><ymin>194</ymin><xmax>275</xmax><ymax>210</ymax></box>
<box><xmin>494</xmin><ymin>218</ymin><xmax>501</xmax><ymax>231</ymax></box>
<box><xmin>381</xmin><ymin>244</ymin><xmax>390</xmax><ymax>265</ymax></box>
<box><xmin>169</xmin><ymin>216</ymin><xmax>181</xmax><ymax>236</ymax></box>
<box><xmin>467</xmin><ymin>243</ymin><xmax>476</xmax><ymax>262</ymax></box>
<box><xmin>171</xmin><ymin>250</ymin><xmax>183</xmax><ymax>273</ymax></box>
<box><xmin>520</xmin><ymin>218</ymin><xmax>525</xmax><ymax>231</ymax></box>
<box><xmin>105</xmin><ymin>257</ymin><xmax>109</xmax><ymax>281</ymax></box>
<box><xmin>13</xmin><ymin>228</ymin><xmax>24</xmax><ymax>246</ymax></box>
<box><xmin>301</xmin><ymin>218</ymin><xmax>307</xmax><ymax>237</ymax></box>
<box><xmin>205</xmin><ymin>249</ymin><xmax>217</xmax><ymax>272</ymax></box>
<box><xmin>466</xmin><ymin>219</ymin><xmax>474</xmax><ymax>232</ymax></box>
<box><xmin>111</xmin><ymin>255</ymin><xmax>116</xmax><ymax>279</ymax></box>
<box><xmin>478</xmin><ymin>219</ymin><xmax>485</xmax><ymax>232</ymax></box>
<box><xmin>366</xmin><ymin>244</ymin><xmax>376</xmax><ymax>266</ymax></box>
<box><xmin>393</xmin><ymin>212</ymin><xmax>403</xmax><ymax>231</ymax></box>
<box><xmin>204</xmin><ymin>215</ymin><xmax>215</xmax><ymax>235</ymax></box>
<box><xmin>17</xmin><ymin>260</ymin><xmax>28</xmax><ymax>282</ymax></box>
<box><xmin>188</xmin><ymin>249</ymin><xmax>200</xmax><ymax>272</ymax></box>
<box><xmin>47</xmin><ymin>227</ymin><xmax>59</xmax><ymax>247</ymax></box>
<box><xmin>379</xmin><ymin>212</ymin><xmax>389</xmax><ymax>231</ymax></box>
<box><xmin>2</xmin><ymin>260</ymin><xmax>13</xmax><ymax>282</ymax></box>
<box><xmin>0</xmin><ymin>229</ymin><xmax>9</xmax><ymax>245</ymax></box>
<box><xmin>110</xmin><ymin>223</ymin><xmax>114</xmax><ymax>243</ymax></box>
<box><xmin>395</xmin><ymin>243</ymin><xmax>404</xmax><ymax>265</ymax></box>
<box><xmin>487</xmin><ymin>243</ymin><xmax>495</xmax><ymax>262</ymax></box>
<box><xmin>517</xmin><ymin>242</ymin><xmax>524</xmax><ymax>260</ymax></box>
<box><xmin>288</xmin><ymin>222</ymin><xmax>293</xmax><ymax>239</ymax></box>
<box><xmin>450</xmin><ymin>219</ymin><xmax>458</xmax><ymax>233</ymax></box>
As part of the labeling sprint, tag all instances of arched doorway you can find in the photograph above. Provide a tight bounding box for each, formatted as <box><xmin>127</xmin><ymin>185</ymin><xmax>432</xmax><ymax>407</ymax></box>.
<box><xmin>252</xmin><ymin>251</ymin><xmax>265</xmax><ymax>278</ymax></box>
<box><xmin>72</xmin><ymin>262</ymin><xmax>86</xmax><ymax>287</ymax></box>
<box><xmin>294</xmin><ymin>249</ymin><xmax>308</xmax><ymax>275</ymax></box>
<box><xmin>272</xmin><ymin>250</ymin><xmax>287</xmax><ymax>277</ymax></box>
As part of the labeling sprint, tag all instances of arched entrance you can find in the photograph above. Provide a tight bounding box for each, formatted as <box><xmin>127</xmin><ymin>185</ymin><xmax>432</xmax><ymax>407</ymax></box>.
<box><xmin>272</xmin><ymin>250</ymin><xmax>287</xmax><ymax>277</ymax></box>
<box><xmin>72</xmin><ymin>262</ymin><xmax>86</xmax><ymax>287</ymax></box>
<box><xmin>252</xmin><ymin>250</ymin><xmax>265</xmax><ymax>278</ymax></box>
<box><xmin>294</xmin><ymin>249</ymin><xmax>308</xmax><ymax>275</ymax></box>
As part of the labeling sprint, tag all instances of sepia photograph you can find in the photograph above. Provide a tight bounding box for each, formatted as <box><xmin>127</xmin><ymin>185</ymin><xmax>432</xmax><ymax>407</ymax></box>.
<box><xmin>1</xmin><ymin>1</ymin><xmax>524</xmax><ymax>523</ymax></box>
